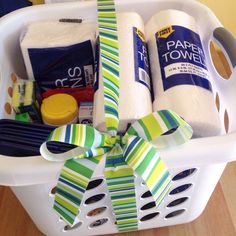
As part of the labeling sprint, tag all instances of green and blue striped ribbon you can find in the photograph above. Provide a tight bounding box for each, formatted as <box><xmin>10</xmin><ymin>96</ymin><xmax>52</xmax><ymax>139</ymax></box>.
<box><xmin>98</xmin><ymin>0</ymin><xmax>139</xmax><ymax>230</ymax></box>
<box><xmin>105</xmin><ymin>145</ymin><xmax>138</xmax><ymax>232</ymax></box>
<box><xmin>40</xmin><ymin>0</ymin><xmax>193</xmax><ymax>233</ymax></box>
<box><xmin>98</xmin><ymin>0</ymin><xmax>120</xmax><ymax>135</ymax></box>
<box><xmin>40</xmin><ymin>110</ymin><xmax>192</xmax><ymax>230</ymax></box>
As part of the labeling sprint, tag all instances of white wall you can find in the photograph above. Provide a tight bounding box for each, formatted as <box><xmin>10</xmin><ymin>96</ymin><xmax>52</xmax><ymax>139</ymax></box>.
<box><xmin>199</xmin><ymin>0</ymin><xmax>236</xmax><ymax>36</ymax></box>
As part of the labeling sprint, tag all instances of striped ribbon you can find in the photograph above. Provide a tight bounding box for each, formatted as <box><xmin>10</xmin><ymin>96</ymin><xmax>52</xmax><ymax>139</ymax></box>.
<box><xmin>40</xmin><ymin>0</ymin><xmax>193</xmax><ymax>233</ymax></box>
<box><xmin>40</xmin><ymin>110</ymin><xmax>192</xmax><ymax>230</ymax></box>
<box><xmin>98</xmin><ymin>0</ymin><xmax>120</xmax><ymax>136</ymax></box>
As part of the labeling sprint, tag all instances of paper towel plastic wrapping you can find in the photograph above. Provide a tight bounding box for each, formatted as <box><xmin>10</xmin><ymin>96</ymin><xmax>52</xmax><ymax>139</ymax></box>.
<box><xmin>20</xmin><ymin>21</ymin><xmax>96</xmax><ymax>92</ymax></box>
<box><xmin>145</xmin><ymin>9</ymin><xmax>222</xmax><ymax>137</ymax></box>
<box><xmin>93</xmin><ymin>12</ymin><xmax>152</xmax><ymax>133</ymax></box>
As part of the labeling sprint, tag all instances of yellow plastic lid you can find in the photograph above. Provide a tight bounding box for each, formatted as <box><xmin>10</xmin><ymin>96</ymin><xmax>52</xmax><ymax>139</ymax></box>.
<box><xmin>41</xmin><ymin>93</ymin><xmax>78</xmax><ymax>126</ymax></box>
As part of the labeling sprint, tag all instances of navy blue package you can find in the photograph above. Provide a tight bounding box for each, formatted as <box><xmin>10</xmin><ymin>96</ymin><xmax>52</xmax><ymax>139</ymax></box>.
<box><xmin>0</xmin><ymin>0</ymin><xmax>43</xmax><ymax>17</ymax></box>
<box><xmin>28</xmin><ymin>40</ymin><xmax>94</xmax><ymax>91</ymax></box>
<box><xmin>21</xmin><ymin>21</ymin><xmax>96</xmax><ymax>92</ymax></box>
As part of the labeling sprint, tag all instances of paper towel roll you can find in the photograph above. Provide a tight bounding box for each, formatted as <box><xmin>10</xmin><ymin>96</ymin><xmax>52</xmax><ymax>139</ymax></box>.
<box><xmin>20</xmin><ymin>21</ymin><xmax>96</xmax><ymax>91</ymax></box>
<box><xmin>146</xmin><ymin>9</ymin><xmax>222</xmax><ymax>137</ymax></box>
<box><xmin>93</xmin><ymin>12</ymin><xmax>152</xmax><ymax>133</ymax></box>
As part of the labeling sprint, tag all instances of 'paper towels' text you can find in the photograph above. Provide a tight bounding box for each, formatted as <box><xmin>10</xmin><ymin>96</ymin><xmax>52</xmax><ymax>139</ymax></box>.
<box><xmin>163</xmin><ymin>40</ymin><xmax>206</xmax><ymax>67</ymax></box>
<box><xmin>156</xmin><ymin>25</ymin><xmax>212</xmax><ymax>92</ymax></box>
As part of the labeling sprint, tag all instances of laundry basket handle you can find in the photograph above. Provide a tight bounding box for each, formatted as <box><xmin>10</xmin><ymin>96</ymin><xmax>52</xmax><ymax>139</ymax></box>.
<box><xmin>213</xmin><ymin>27</ymin><xmax>236</xmax><ymax>68</ymax></box>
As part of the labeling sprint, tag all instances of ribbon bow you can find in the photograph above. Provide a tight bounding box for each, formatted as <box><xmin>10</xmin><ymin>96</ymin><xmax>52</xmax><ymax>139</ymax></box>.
<box><xmin>40</xmin><ymin>110</ymin><xmax>192</xmax><ymax>231</ymax></box>
<box><xmin>40</xmin><ymin>0</ymin><xmax>193</xmax><ymax>232</ymax></box>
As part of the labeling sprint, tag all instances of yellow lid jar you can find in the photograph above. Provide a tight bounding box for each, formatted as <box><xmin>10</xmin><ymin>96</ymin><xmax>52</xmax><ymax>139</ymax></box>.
<box><xmin>41</xmin><ymin>93</ymin><xmax>78</xmax><ymax>126</ymax></box>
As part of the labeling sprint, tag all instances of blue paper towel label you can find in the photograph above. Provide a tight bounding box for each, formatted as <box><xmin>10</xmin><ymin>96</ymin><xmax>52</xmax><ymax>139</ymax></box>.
<box><xmin>28</xmin><ymin>40</ymin><xmax>94</xmax><ymax>92</ymax></box>
<box><xmin>156</xmin><ymin>25</ymin><xmax>212</xmax><ymax>92</ymax></box>
<box><xmin>94</xmin><ymin>37</ymin><xmax>100</xmax><ymax>92</ymax></box>
<box><xmin>133</xmin><ymin>27</ymin><xmax>151</xmax><ymax>91</ymax></box>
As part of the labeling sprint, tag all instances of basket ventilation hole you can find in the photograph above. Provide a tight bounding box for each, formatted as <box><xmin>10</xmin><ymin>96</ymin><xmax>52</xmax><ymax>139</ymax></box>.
<box><xmin>209</xmin><ymin>41</ymin><xmax>232</xmax><ymax>79</ymax></box>
<box><xmin>141</xmin><ymin>201</ymin><xmax>156</xmax><ymax>211</ymax></box>
<box><xmin>163</xmin><ymin>127</ymin><xmax>178</xmax><ymax>135</ymax></box>
<box><xmin>215</xmin><ymin>93</ymin><xmax>220</xmax><ymax>112</ymax></box>
<box><xmin>64</xmin><ymin>222</ymin><xmax>82</xmax><ymax>231</ymax></box>
<box><xmin>86</xmin><ymin>179</ymin><xmax>104</xmax><ymax>190</ymax></box>
<box><xmin>172</xmin><ymin>169</ymin><xmax>197</xmax><ymax>181</ymax></box>
<box><xmin>85</xmin><ymin>194</ymin><xmax>105</xmax><ymax>205</ymax></box>
<box><xmin>169</xmin><ymin>184</ymin><xmax>192</xmax><ymax>195</ymax></box>
<box><xmin>141</xmin><ymin>191</ymin><xmax>152</xmax><ymax>199</ymax></box>
<box><xmin>4</xmin><ymin>103</ymin><xmax>12</xmax><ymax>115</ymax></box>
<box><xmin>8</xmin><ymin>87</ymin><xmax>13</xmax><ymax>97</ymax></box>
<box><xmin>167</xmin><ymin>197</ymin><xmax>188</xmax><ymax>207</ymax></box>
<box><xmin>224</xmin><ymin>110</ymin><xmax>229</xmax><ymax>133</ymax></box>
<box><xmin>89</xmin><ymin>218</ymin><xmax>108</xmax><ymax>228</ymax></box>
<box><xmin>11</xmin><ymin>73</ymin><xmax>17</xmax><ymax>83</ymax></box>
<box><xmin>165</xmin><ymin>209</ymin><xmax>185</xmax><ymax>219</ymax></box>
<box><xmin>87</xmin><ymin>207</ymin><xmax>107</xmax><ymax>217</ymax></box>
<box><xmin>50</xmin><ymin>186</ymin><xmax>57</xmax><ymax>196</ymax></box>
<box><xmin>140</xmin><ymin>212</ymin><xmax>159</xmax><ymax>222</ymax></box>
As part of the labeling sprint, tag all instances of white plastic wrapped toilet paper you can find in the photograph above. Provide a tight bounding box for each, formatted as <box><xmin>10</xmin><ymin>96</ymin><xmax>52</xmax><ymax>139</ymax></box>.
<box><xmin>20</xmin><ymin>21</ymin><xmax>96</xmax><ymax>91</ymax></box>
<box><xmin>145</xmin><ymin>9</ymin><xmax>222</xmax><ymax>137</ymax></box>
<box><xmin>93</xmin><ymin>12</ymin><xmax>152</xmax><ymax>133</ymax></box>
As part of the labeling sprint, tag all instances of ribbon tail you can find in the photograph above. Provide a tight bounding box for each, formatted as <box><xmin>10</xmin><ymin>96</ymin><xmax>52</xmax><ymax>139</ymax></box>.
<box><xmin>124</xmin><ymin>136</ymin><xmax>172</xmax><ymax>208</ymax></box>
<box><xmin>104</xmin><ymin>147</ymin><xmax>138</xmax><ymax>232</ymax></box>
<box><xmin>40</xmin><ymin>123</ymin><xmax>113</xmax><ymax>226</ymax></box>
<box><xmin>123</xmin><ymin>110</ymin><xmax>193</xmax><ymax>207</ymax></box>
<box><xmin>53</xmin><ymin>155</ymin><xmax>103</xmax><ymax>226</ymax></box>
<box><xmin>126</xmin><ymin>110</ymin><xmax>193</xmax><ymax>148</ymax></box>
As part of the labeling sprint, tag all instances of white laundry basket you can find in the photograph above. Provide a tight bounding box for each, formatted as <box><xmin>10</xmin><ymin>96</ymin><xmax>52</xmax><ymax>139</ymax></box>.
<box><xmin>0</xmin><ymin>0</ymin><xmax>236</xmax><ymax>235</ymax></box>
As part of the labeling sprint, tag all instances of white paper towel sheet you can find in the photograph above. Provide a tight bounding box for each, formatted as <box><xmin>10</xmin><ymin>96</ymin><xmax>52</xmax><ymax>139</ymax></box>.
<box><xmin>20</xmin><ymin>21</ymin><xmax>96</xmax><ymax>83</ymax></box>
<box><xmin>93</xmin><ymin>12</ymin><xmax>152</xmax><ymax>133</ymax></box>
<box><xmin>145</xmin><ymin>9</ymin><xmax>222</xmax><ymax>137</ymax></box>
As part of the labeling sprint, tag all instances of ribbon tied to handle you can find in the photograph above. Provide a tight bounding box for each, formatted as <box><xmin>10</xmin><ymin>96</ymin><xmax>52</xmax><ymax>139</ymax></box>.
<box><xmin>40</xmin><ymin>110</ymin><xmax>192</xmax><ymax>232</ymax></box>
